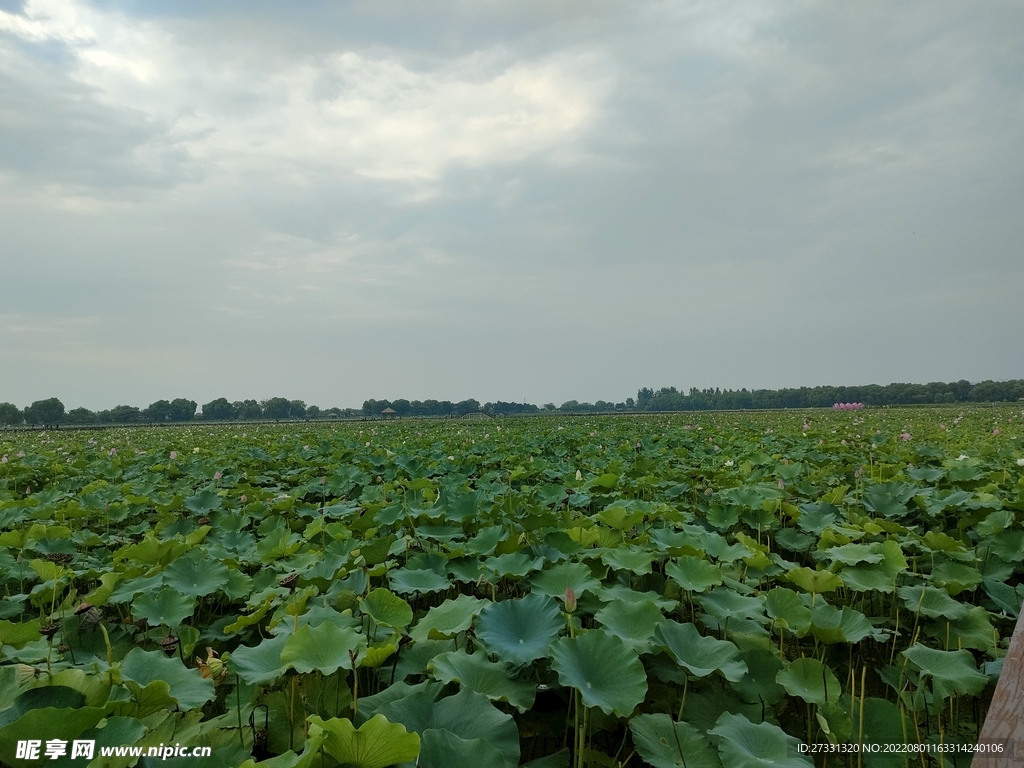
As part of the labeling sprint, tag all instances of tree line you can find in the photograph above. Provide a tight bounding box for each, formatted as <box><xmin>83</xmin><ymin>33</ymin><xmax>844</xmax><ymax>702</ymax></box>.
<box><xmin>2</xmin><ymin>378</ymin><xmax>1021</xmax><ymax>427</ymax></box>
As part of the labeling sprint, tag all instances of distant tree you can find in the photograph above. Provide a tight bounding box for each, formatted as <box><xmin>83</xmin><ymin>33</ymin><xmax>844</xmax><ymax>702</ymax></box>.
<box><xmin>637</xmin><ymin>388</ymin><xmax>654</xmax><ymax>407</ymax></box>
<box><xmin>233</xmin><ymin>400</ymin><xmax>263</xmax><ymax>420</ymax></box>
<box><xmin>263</xmin><ymin>397</ymin><xmax>292</xmax><ymax>419</ymax></box>
<box><xmin>455</xmin><ymin>399</ymin><xmax>481</xmax><ymax>416</ymax></box>
<box><xmin>288</xmin><ymin>400</ymin><xmax>307</xmax><ymax>418</ymax></box>
<box><xmin>626</xmin><ymin>398</ymin><xmax>635</xmax><ymax>408</ymax></box>
<box><xmin>542</xmin><ymin>403</ymin><xmax>556</xmax><ymax>411</ymax></box>
<box><xmin>144</xmin><ymin>400</ymin><xmax>172</xmax><ymax>422</ymax></box>
<box><xmin>106</xmin><ymin>405</ymin><xmax>142</xmax><ymax>423</ymax></box>
<box><xmin>0</xmin><ymin>402</ymin><xmax>21</xmax><ymax>425</ymax></box>
<box><xmin>65</xmin><ymin>407</ymin><xmax>97</xmax><ymax>424</ymax></box>
<box><xmin>390</xmin><ymin>399</ymin><xmax>412</xmax><ymax>416</ymax></box>
<box><xmin>168</xmin><ymin>398</ymin><xmax>197</xmax><ymax>421</ymax></box>
<box><xmin>203</xmin><ymin>398</ymin><xmax>237</xmax><ymax>420</ymax></box>
<box><xmin>558</xmin><ymin>400</ymin><xmax>580</xmax><ymax>412</ymax></box>
<box><xmin>24</xmin><ymin>398</ymin><xmax>65</xmax><ymax>425</ymax></box>
<box><xmin>305</xmin><ymin>404</ymin><xmax>322</xmax><ymax>418</ymax></box>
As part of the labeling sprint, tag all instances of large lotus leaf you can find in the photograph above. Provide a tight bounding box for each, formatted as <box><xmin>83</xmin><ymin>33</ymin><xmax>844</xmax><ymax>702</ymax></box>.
<box><xmin>629</xmin><ymin>713</ymin><xmax>721</xmax><ymax>768</ymax></box>
<box><xmin>0</xmin><ymin>619</ymin><xmax>42</xmax><ymax>648</ymax></box>
<box><xmin>428</xmin><ymin>650</ymin><xmax>536</xmax><ymax>711</ymax></box>
<box><xmin>599</xmin><ymin>584</ymin><xmax>677</xmax><ymax>611</ymax></box>
<box><xmin>531</xmin><ymin>562</ymin><xmax>602</xmax><ymax>599</ymax></box>
<box><xmin>238</xmin><ymin>731</ymin><xmax>327</xmax><ymax>768</ymax></box>
<box><xmin>131</xmin><ymin>587</ymin><xmax>195</xmax><ymax>627</ymax></box>
<box><xmin>897</xmin><ymin>586</ymin><xmax>970</xmax><ymax>620</ymax></box>
<box><xmin>0</xmin><ymin>706</ymin><xmax>106</xmax><ymax>766</ymax></box>
<box><xmin>476</xmin><ymin>593</ymin><xmax>564</xmax><ymax>664</ymax></box>
<box><xmin>379</xmin><ymin>687</ymin><xmax>519</xmax><ymax>768</ymax></box>
<box><xmin>600</xmin><ymin>547</ymin><xmax>655</xmax><ymax>575</ymax></box>
<box><xmin>809</xmin><ymin>603</ymin><xmax>877</xmax><ymax>644</ymax></box>
<box><xmin>184</xmin><ymin>489</ymin><xmax>223</xmax><ymax>515</ymax></box>
<box><xmin>708</xmin><ymin>712</ymin><xmax>812</xmax><ymax>768</ymax></box>
<box><xmin>733</xmin><ymin>648</ymin><xmax>786</xmax><ymax>705</ymax></box>
<box><xmin>522</xmin><ymin>749</ymin><xmax>570</xmax><ymax>768</ymax></box>
<box><xmin>463</xmin><ymin>526</ymin><xmax>506</xmax><ymax>556</ymax></box>
<box><xmin>925</xmin><ymin>607</ymin><xmax>996</xmax><ymax>652</ymax></box>
<box><xmin>764</xmin><ymin>588</ymin><xmax>811</xmax><ymax>636</ymax></box>
<box><xmin>308</xmin><ymin>714</ymin><xmax>420</xmax><ymax>768</ymax></box>
<box><xmin>120</xmin><ymin>648</ymin><xmax>215</xmax><ymax>709</ymax></box>
<box><xmin>698</xmin><ymin>589</ymin><xmax>767</xmax><ymax>625</ymax></box>
<box><xmin>850</xmin><ymin>698</ymin><xmax>909</xmax><ymax>768</ymax></box>
<box><xmin>163</xmin><ymin>556</ymin><xmax>230</xmax><ymax>597</ymax></box>
<box><xmin>389</xmin><ymin>568</ymin><xmax>451</xmax><ymax>596</ymax></box>
<box><xmin>775</xmin><ymin>658</ymin><xmax>841</xmax><ymax>705</ymax></box>
<box><xmin>666</xmin><ymin>556</ymin><xmax>722</xmax><ymax>593</ymax></box>
<box><xmin>930</xmin><ymin>559</ymin><xmax>983</xmax><ymax>596</ymax></box>
<box><xmin>786</xmin><ymin>567</ymin><xmax>844</xmax><ymax>594</ymax></box>
<box><xmin>901</xmin><ymin>644</ymin><xmax>989</xmax><ymax>700</ymax></box>
<box><xmin>862</xmin><ymin>482</ymin><xmax>916</xmax><ymax>519</ymax></box>
<box><xmin>550</xmin><ymin>630</ymin><xmax>648</xmax><ymax>716</ymax></box>
<box><xmin>355</xmin><ymin>681</ymin><xmax>442</xmax><ymax>726</ymax></box>
<box><xmin>359</xmin><ymin>588</ymin><xmax>413</xmax><ymax>629</ymax></box>
<box><xmin>229</xmin><ymin>633</ymin><xmax>289</xmax><ymax>685</ymax></box>
<box><xmin>281</xmin><ymin>623</ymin><xmax>366</xmax><ymax>675</ymax></box>
<box><xmin>839</xmin><ymin>565</ymin><xmax>894</xmax><ymax>594</ymax></box>
<box><xmin>822</xmin><ymin>543</ymin><xmax>884</xmax><ymax>566</ymax></box>
<box><xmin>653</xmin><ymin>621</ymin><xmax>747</xmax><ymax>682</ymax></box>
<box><xmin>483</xmin><ymin>552</ymin><xmax>545</xmax><ymax>578</ymax></box>
<box><xmin>418</xmin><ymin>728</ymin><xmax>506</xmax><ymax>768</ymax></box>
<box><xmin>594</xmin><ymin>599</ymin><xmax>665</xmax><ymax>654</ymax></box>
<box><xmin>410</xmin><ymin>594</ymin><xmax>487</xmax><ymax>643</ymax></box>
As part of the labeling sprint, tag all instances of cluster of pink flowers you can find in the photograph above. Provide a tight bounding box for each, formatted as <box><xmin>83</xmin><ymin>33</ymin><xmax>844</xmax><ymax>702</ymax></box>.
<box><xmin>833</xmin><ymin>402</ymin><xmax>865</xmax><ymax>410</ymax></box>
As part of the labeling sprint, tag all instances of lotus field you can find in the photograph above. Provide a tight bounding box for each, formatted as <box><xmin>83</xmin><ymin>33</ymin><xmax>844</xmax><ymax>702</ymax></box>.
<box><xmin>1</xmin><ymin>407</ymin><xmax>1022</xmax><ymax>768</ymax></box>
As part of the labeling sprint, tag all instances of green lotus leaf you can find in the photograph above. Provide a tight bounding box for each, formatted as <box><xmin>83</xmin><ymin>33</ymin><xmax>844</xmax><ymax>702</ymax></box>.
<box><xmin>821</xmin><ymin>543</ymin><xmax>884</xmax><ymax>566</ymax></box>
<box><xmin>594</xmin><ymin>598</ymin><xmax>664</xmax><ymax>654</ymax></box>
<box><xmin>429</xmin><ymin>649</ymin><xmax>536</xmax><ymax>711</ymax></box>
<box><xmin>599</xmin><ymin>584</ymin><xmax>677</xmax><ymax>611</ymax></box>
<box><xmin>359</xmin><ymin>588</ymin><xmax>413</xmax><ymax>629</ymax></box>
<box><xmin>378</xmin><ymin>687</ymin><xmax>520</xmax><ymax>768</ymax></box>
<box><xmin>410</xmin><ymin>594</ymin><xmax>487</xmax><ymax>643</ymax></box>
<box><xmin>764</xmin><ymin>587</ymin><xmax>811</xmax><ymax>635</ymax></box>
<box><xmin>839</xmin><ymin>565</ymin><xmax>894</xmax><ymax>593</ymax></box>
<box><xmin>600</xmin><ymin>546</ymin><xmax>655</xmax><ymax>575</ymax></box>
<box><xmin>389</xmin><ymin>567</ymin><xmax>451</xmax><ymax>596</ymax></box>
<box><xmin>776</xmin><ymin>658</ymin><xmax>841</xmax><ymax>705</ymax></box>
<box><xmin>665</xmin><ymin>556</ymin><xmax>723</xmax><ymax>593</ymax></box>
<box><xmin>809</xmin><ymin>603</ymin><xmax>877</xmax><ymax>644</ymax></box>
<box><xmin>816</xmin><ymin>701</ymin><xmax>852</xmax><ymax>744</ymax></box>
<box><xmin>229</xmin><ymin>633</ymin><xmax>289</xmax><ymax>685</ymax></box>
<box><xmin>476</xmin><ymin>592</ymin><xmax>564</xmax><ymax>664</ymax></box>
<box><xmin>281</xmin><ymin>622</ymin><xmax>366</xmax><ymax>675</ymax></box>
<box><xmin>131</xmin><ymin>587</ymin><xmax>195</xmax><ymax>627</ymax></box>
<box><xmin>120</xmin><ymin>648</ymin><xmax>215</xmax><ymax>710</ymax></box>
<box><xmin>733</xmin><ymin>648</ymin><xmax>786</xmax><ymax>705</ymax></box>
<box><xmin>930</xmin><ymin>559</ymin><xmax>983</xmax><ymax>596</ymax></box>
<box><xmin>653</xmin><ymin>621</ymin><xmax>747</xmax><ymax>682</ymax></box>
<box><xmin>596</xmin><ymin>505</ymin><xmax>645</xmax><ymax>531</ymax></box>
<box><xmin>629</xmin><ymin>713</ymin><xmax>721</xmax><ymax>768</ymax></box>
<box><xmin>897</xmin><ymin>585</ymin><xmax>970</xmax><ymax>620</ymax></box>
<box><xmin>463</xmin><ymin>525</ymin><xmax>507</xmax><ymax>555</ymax></box>
<box><xmin>361</xmin><ymin>643</ymin><xmax>398</xmax><ymax>668</ymax></box>
<box><xmin>862</xmin><ymin>482</ymin><xmax>916</xmax><ymax>519</ymax></box>
<box><xmin>0</xmin><ymin>619</ymin><xmax>41</xmax><ymax>648</ymax></box>
<box><xmin>163</xmin><ymin>555</ymin><xmax>230</xmax><ymax>597</ymax></box>
<box><xmin>183</xmin><ymin>489</ymin><xmax>223</xmax><ymax>515</ymax></box>
<box><xmin>308</xmin><ymin>714</ymin><xmax>420</xmax><ymax>768</ymax></box>
<box><xmin>483</xmin><ymin>551</ymin><xmax>545</xmax><ymax>578</ymax></box>
<box><xmin>901</xmin><ymin>644</ymin><xmax>989</xmax><ymax>700</ymax></box>
<box><xmin>522</xmin><ymin>749</ymin><xmax>571</xmax><ymax>768</ymax></box>
<box><xmin>850</xmin><ymin>698</ymin><xmax>909</xmax><ymax>768</ymax></box>
<box><xmin>0</xmin><ymin>705</ymin><xmax>106</xmax><ymax>767</ymax></box>
<box><xmin>926</xmin><ymin>606</ymin><xmax>996</xmax><ymax>652</ymax></box>
<box><xmin>550</xmin><ymin>630</ymin><xmax>648</xmax><ymax>716</ymax></box>
<box><xmin>708</xmin><ymin>712</ymin><xmax>812</xmax><ymax>768</ymax></box>
<box><xmin>238</xmin><ymin>730</ymin><xmax>326</xmax><ymax>768</ymax></box>
<box><xmin>786</xmin><ymin>567</ymin><xmax>844</xmax><ymax>594</ymax></box>
<box><xmin>418</xmin><ymin>728</ymin><xmax>506</xmax><ymax>768</ymax></box>
<box><xmin>531</xmin><ymin>562</ymin><xmax>602</xmax><ymax>599</ymax></box>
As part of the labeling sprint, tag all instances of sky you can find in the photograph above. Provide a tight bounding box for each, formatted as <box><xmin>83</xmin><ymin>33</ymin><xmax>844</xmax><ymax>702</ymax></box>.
<box><xmin>1</xmin><ymin>0</ymin><xmax>1022</xmax><ymax>411</ymax></box>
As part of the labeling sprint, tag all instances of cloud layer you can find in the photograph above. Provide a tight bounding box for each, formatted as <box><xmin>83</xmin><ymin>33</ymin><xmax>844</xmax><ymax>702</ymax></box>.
<box><xmin>1</xmin><ymin>0</ymin><xmax>1022</xmax><ymax>409</ymax></box>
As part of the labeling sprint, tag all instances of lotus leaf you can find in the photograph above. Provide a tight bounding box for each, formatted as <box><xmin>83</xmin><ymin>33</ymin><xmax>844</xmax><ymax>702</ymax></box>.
<box><xmin>550</xmin><ymin>629</ymin><xmax>648</xmax><ymax>716</ymax></box>
<box><xmin>475</xmin><ymin>593</ymin><xmax>565</xmax><ymax>664</ymax></box>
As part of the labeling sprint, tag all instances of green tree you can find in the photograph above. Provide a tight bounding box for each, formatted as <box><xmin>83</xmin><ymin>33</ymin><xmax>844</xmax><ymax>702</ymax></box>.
<box><xmin>202</xmin><ymin>398</ymin><xmax>237</xmax><ymax>420</ymax></box>
<box><xmin>144</xmin><ymin>400</ymin><xmax>172</xmax><ymax>421</ymax></box>
<box><xmin>455</xmin><ymin>398</ymin><xmax>481</xmax><ymax>416</ymax></box>
<box><xmin>24</xmin><ymin>397</ymin><xmax>65</xmax><ymax>425</ymax></box>
<box><xmin>168</xmin><ymin>398</ymin><xmax>197</xmax><ymax>421</ymax></box>
<box><xmin>288</xmin><ymin>399</ymin><xmax>307</xmax><ymax>418</ymax></box>
<box><xmin>65</xmin><ymin>407</ymin><xmax>96</xmax><ymax>424</ymax></box>
<box><xmin>263</xmin><ymin>397</ymin><xmax>292</xmax><ymax>419</ymax></box>
<box><xmin>233</xmin><ymin>400</ymin><xmax>263</xmax><ymax>419</ymax></box>
<box><xmin>0</xmin><ymin>402</ymin><xmax>21</xmax><ymax>426</ymax></box>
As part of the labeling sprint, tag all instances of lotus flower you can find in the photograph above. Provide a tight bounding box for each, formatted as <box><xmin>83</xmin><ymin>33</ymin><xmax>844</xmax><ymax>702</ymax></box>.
<box><xmin>563</xmin><ymin>586</ymin><xmax>577</xmax><ymax>613</ymax></box>
<box><xmin>169</xmin><ymin>450</ymin><xmax>177</xmax><ymax>459</ymax></box>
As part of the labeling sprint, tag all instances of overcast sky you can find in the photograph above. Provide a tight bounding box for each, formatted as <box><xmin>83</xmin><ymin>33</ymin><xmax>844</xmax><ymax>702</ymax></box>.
<box><xmin>1</xmin><ymin>0</ymin><xmax>1022</xmax><ymax>410</ymax></box>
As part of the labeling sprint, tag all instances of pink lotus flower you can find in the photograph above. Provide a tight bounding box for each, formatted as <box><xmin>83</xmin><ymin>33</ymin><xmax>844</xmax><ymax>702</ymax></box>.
<box><xmin>214</xmin><ymin>471</ymin><xmax>222</xmax><ymax>480</ymax></box>
<box><xmin>993</xmin><ymin>428</ymin><xmax>1001</xmax><ymax>436</ymax></box>
<box><xmin>778</xmin><ymin>479</ymin><xmax>785</xmax><ymax>490</ymax></box>
<box><xmin>1</xmin><ymin>455</ymin><xmax>6</xmax><ymax>463</ymax></box>
<box><xmin>900</xmin><ymin>433</ymin><xmax>911</xmax><ymax>441</ymax></box>
<box><xmin>109</xmin><ymin>447</ymin><xmax>117</xmax><ymax>455</ymax></box>
<box><xmin>169</xmin><ymin>451</ymin><xmax>177</xmax><ymax>460</ymax></box>
<box><xmin>240</xmin><ymin>494</ymin><xmax>247</xmax><ymax>503</ymax></box>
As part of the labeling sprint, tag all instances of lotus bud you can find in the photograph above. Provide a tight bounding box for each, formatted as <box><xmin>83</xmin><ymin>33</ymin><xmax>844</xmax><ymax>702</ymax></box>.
<box><xmin>563</xmin><ymin>586</ymin><xmax>577</xmax><ymax>613</ymax></box>
<box><xmin>575</xmin><ymin>469</ymin><xmax>582</xmax><ymax>481</ymax></box>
